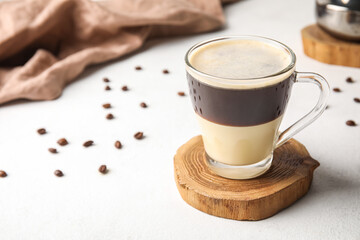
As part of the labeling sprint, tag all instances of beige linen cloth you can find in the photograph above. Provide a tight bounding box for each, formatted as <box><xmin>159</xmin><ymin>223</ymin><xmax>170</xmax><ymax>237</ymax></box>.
<box><xmin>0</xmin><ymin>0</ymin><xmax>236</xmax><ymax>105</ymax></box>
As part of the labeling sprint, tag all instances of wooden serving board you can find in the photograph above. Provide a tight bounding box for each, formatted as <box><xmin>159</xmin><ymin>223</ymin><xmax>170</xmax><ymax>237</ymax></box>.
<box><xmin>174</xmin><ymin>135</ymin><xmax>319</xmax><ymax>221</ymax></box>
<box><xmin>301</xmin><ymin>24</ymin><xmax>360</xmax><ymax>68</ymax></box>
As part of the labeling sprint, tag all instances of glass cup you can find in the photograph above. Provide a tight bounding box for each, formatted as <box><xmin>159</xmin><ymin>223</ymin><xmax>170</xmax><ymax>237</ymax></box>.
<box><xmin>185</xmin><ymin>36</ymin><xmax>329</xmax><ymax>180</ymax></box>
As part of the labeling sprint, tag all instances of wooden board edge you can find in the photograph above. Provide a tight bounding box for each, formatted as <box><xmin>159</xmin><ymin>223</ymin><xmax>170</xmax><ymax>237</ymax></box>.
<box><xmin>173</xmin><ymin>136</ymin><xmax>320</xmax><ymax>221</ymax></box>
<box><xmin>301</xmin><ymin>24</ymin><xmax>360</xmax><ymax>68</ymax></box>
<box><xmin>174</xmin><ymin>163</ymin><xmax>317</xmax><ymax>221</ymax></box>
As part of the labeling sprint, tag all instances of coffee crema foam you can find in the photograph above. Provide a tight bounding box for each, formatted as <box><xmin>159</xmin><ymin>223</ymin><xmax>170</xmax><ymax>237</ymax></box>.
<box><xmin>187</xmin><ymin>39</ymin><xmax>294</xmax><ymax>89</ymax></box>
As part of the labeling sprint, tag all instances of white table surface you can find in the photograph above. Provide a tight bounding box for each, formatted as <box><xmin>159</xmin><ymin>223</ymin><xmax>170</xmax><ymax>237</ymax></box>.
<box><xmin>1</xmin><ymin>0</ymin><xmax>360</xmax><ymax>239</ymax></box>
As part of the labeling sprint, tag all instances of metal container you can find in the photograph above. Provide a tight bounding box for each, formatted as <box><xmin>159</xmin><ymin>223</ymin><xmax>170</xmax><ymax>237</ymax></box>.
<box><xmin>316</xmin><ymin>0</ymin><xmax>360</xmax><ymax>41</ymax></box>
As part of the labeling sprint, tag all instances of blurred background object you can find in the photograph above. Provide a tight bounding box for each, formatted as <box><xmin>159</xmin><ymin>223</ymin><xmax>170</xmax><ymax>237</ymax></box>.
<box><xmin>316</xmin><ymin>0</ymin><xmax>360</xmax><ymax>41</ymax></box>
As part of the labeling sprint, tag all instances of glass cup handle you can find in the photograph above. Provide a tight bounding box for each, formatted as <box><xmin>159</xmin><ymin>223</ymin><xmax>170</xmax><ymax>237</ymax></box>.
<box><xmin>276</xmin><ymin>72</ymin><xmax>330</xmax><ymax>148</ymax></box>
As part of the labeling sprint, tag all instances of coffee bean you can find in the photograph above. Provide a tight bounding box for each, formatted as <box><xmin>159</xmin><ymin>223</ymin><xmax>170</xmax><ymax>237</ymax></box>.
<box><xmin>54</xmin><ymin>170</ymin><xmax>63</xmax><ymax>177</ymax></box>
<box><xmin>102</xmin><ymin>103</ymin><xmax>111</xmax><ymax>109</ymax></box>
<box><xmin>37</xmin><ymin>128</ymin><xmax>46</xmax><ymax>135</ymax></box>
<box><xmin>346</xmin><ymin>77</ymin><xmax>354</xmax><ymax>83</ymax></box>
<box><xmin>106</xmin><ymin>113</ymin><xmax>114</xmax><ymax>120</ymax></box>
<box><xmin>354</xmin><ymin>98</ymin><xmax>360</xmax><ymax>103</ymax></box>
<box><xmin>163</xmin><ymin>69</ymin><xmax>169</xmax><ymax>74</ymax></box>
<box><xmin>0</xmin><ymin>170</ymin><xmax>7</xmax><ymax>178</ymax></box>
<box><xmin>115</xmin><ymin>140</ymin><xmax>122</xmax><ymax>149</ymax></box>
<box><xmin>105</xmin><ymin>85</ymin><xmax>111</xmax><ymax>91</ymax></box>
<box><xmin>121</xmin><ymin>85</ymin><xmax>128</xmax><ymax>91</ymax></box>
<box><xmin>83</xmin><ymin>140</ymin><xmax>94</xmax><ymax>147</ymax></box>
<box><xmin>103</xmin><ymin>77</ymin><xmax>110</xmax><ymax>83</ymax></box>
<box><xmin>346</xmin><ymin>120</ymin><xmax>357</xmax><ymax>126</ymax></box>
<box><xmin>48</xmin><ymin>148</ymin><xmax>57</xmax><ymax>154</ymax></box>
<box><xmin>140</xmin><ymin>102</ymin><xmax>147</xmax><ymax>108</ymax></box>
<box><xmin>99</xmin><ymin>165</ymin><xmax>107</xmax><ymax>174</ymax></box>
<box><xmin>57</xmin><ymin>138</ymin><xmax>68</xmax><ymax>146</ymax></box>
<box><xmin>333</xmin><ymin>88</ymin><xmax>341</xmax><ymax>92</ymax></box>
<box><xmin>135</xmin><ymin>66</ymin><xmax>142</xmax><ymax>70</ymax></box>
<box><xmin>134</xmin><ymin>132</ymin><xmax>144</xmax><ymax>140</ymax></box>
<box><xmin>177</xmin><ymin>91</ymin><xmax>185</xmax><ymax>96</ymax></box>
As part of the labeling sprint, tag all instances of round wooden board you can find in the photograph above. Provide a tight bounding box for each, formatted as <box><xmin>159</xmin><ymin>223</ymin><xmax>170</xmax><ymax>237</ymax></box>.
<box><xmin>174</xmin><ymin>136</ymin><xmax>319</xmax><ymax>221</ymax></box>
<box><xmin>301</xmin><ymin>24</ymin><xmax>360</xmax><ymax>68</ymax></box>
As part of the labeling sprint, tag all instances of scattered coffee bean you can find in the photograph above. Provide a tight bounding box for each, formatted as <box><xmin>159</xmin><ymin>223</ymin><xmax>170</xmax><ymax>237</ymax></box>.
<box><xmin>140</xmin><ymin>102</ymin><xmax>147</xmax><ymax>108</ymax></box>
<box><xmin>121</xmin><ymin>85</ymin><xmax>128</xmax><ymax>91</ymax></box>
<box><xmin>0</xmin><ymin>170</ymin><xmax>7</xmax><ymax>178</ymax></box>
<box><xmin>99</xmin><ymin>165</ymin><xmax>107</xmax><ymax>174</ymax></box>
<box><xmin>354</xmin><ymin>98</ymin><xmax>360</xmax><ymax>103</ymax></box>
<box><xmin>177</xmin><ymin>91</ymin><xmax>185</xmax><ymax>96</ymax></box>
<box><xmin>134</xmin><ymin>132</ymin><xmax>144</xmax><ymax>140</ymax></box>
<box><xmin>102</xmin><ymin>103</ymin><xmax>111</xmax><ymax>109</ymax></box>
<box><xmin>333</xmin><ymin>88</ymin><xmax>341</xmax><ymax>92</ymax></box>
<box><xmin>48</xmin><ymin>148</ymin><xmax>57</xmax><ymax>154</ymax></box>
<box><xmin>57</xmin><ymin>138</ymin><xmax>68</xmax><ymax>146</ymax></box>
<box><xmin>105</xmin><ymin>85</ymin><xmax>111</xmax><ymax>91</ymax></box>
<box><xmin>346</xmin><ymin>120</ymin><xmax>357</xmax><ymax>126</ymax></box>
<box><xmin>103</xmin><ymin>77</ymin><xmax>110</xmax><ymax>83</ymax></box>
<box><xmin>54</xmin><ymin>170</ymin><xmax>63</xmax><ymax>177</ymax></box>
<box><xmin>83</xmin><ymin>140</ymin><xmax>94</xmax><ymax>147</ymax></box>
<box><xmin>346</xmin><ymin>77</ymin><xmax>354</xmax><ymax>83</ymax></box>
<box><xmin>37</xmin><ymin>128</ymin><xmax>46</xmax><ymax>135</ymax></box>
<box><xmin>163</xmin><ymin>69</ymin><xmax>169</xmax><ymax>74</ymax></box>
<box><xmin>115</xmin><ymin>140</ymin><xmax>122</xmax><ymax>149</ymax></box>
<box><xmin>135</xmin><ymin>66</ymin><xmax>142</xmax><ymax>70</ymax></box>
<box><xmin>106</xmin><ymin>113</ymin><xmax>114</xmax><ymax>120</ymax></box>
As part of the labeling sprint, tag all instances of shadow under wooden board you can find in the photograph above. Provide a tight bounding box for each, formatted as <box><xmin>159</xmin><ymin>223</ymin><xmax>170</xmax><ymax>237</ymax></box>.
<box><xmin>301</xmin><ymin>24</ymin><xmax>360</xmax><ymax>68</ymax></box>
<box><xmin>174</xmin><ymin>135</ymin><xmax>319</xmax><ymax>221</ymax></box>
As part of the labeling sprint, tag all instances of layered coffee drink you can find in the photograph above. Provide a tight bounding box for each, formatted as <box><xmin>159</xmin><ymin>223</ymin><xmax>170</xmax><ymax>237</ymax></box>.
<box><xmin>186</xmin><ymin>38</ymin><xmax>295</xmax><ymax>177</ymax></box>
<box><xmin>185</xmin><ymin>36</ymin><xmax>329</xmax><ymax>179</ymax></box>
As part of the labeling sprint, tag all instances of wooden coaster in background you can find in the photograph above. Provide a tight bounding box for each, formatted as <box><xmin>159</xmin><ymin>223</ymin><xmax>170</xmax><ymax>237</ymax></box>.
<box><xmin>174</xmin><ymin>135</ymin><xmax>319</xmax><ymax>221</ymax></box>
<box><xmin>301</xmin><ymin>24</ymin><xmax>360</xmax><ymax>68</ymax></box>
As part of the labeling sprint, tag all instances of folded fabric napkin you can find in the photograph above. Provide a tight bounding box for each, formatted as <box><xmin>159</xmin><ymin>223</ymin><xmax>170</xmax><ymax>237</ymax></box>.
<box><xmin>0</xmin><ymin>0</ymin><xmax>236</xmax><ymax>105</ymax></box>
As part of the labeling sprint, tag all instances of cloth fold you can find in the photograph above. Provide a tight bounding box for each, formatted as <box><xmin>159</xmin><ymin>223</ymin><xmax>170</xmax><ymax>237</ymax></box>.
<box><xmin>0</xmin><ymin>0</ymin><xmax>233</xmax><ymax>105</ymax></box>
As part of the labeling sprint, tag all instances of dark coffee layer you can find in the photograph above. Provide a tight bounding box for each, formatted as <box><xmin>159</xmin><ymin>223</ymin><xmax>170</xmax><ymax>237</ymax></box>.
<box><xmin>187</xmin><ymin>72</ymin><xmax>295</xmax><ymax>126</ymax></box>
